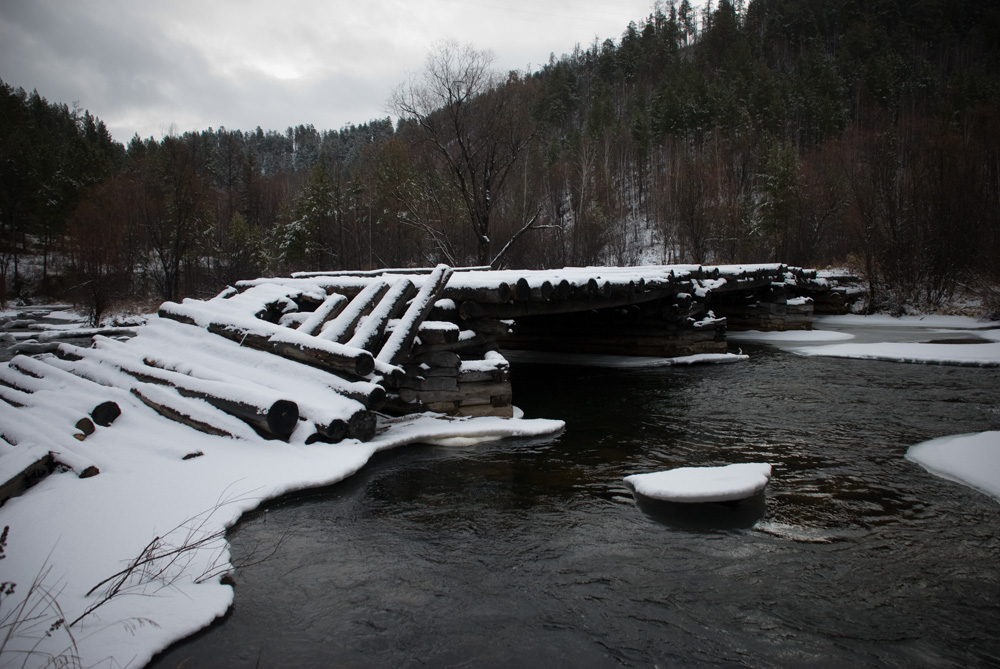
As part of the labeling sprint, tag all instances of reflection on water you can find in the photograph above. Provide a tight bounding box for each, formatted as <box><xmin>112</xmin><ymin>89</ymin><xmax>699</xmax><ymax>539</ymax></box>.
<box><xmin>150</xmin><ymin>331</ymin><xmax>1000</xmax><ymax>668</ymax></box>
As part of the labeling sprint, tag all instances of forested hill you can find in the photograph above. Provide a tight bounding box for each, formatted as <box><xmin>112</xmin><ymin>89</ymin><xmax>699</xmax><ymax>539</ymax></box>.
<box><xmin>2</xmin><ymin>0</ymin><xmax>998</xmax><ymax>322</ymax></box>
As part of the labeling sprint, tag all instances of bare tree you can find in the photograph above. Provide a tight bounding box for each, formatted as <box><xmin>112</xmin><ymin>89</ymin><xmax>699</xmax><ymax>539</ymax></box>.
<box><xmin>390</xmin><ymin>40</ymin><xmax>545</xmax><ymax>267</ymax></box>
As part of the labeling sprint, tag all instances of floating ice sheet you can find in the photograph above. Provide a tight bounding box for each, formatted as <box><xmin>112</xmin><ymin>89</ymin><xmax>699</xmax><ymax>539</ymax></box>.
<box><xmin>625</xmin><ymin>463</ymin><xmax>772</xmax><ymax>503</ymax></box>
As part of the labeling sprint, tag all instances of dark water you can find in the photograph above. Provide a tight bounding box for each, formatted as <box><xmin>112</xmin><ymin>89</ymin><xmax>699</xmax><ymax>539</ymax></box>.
<box><xmin>150</xmin><ymin>339</ymin><xmax>1000</xmax><ymax>668</ymax></box>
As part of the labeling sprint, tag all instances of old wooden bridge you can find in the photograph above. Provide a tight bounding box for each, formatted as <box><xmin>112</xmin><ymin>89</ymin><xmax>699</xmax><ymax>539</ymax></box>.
<box><xmin>0</xmin><ymin>263</ymin><xmax>858</xmax><ymax>501</ymax></box>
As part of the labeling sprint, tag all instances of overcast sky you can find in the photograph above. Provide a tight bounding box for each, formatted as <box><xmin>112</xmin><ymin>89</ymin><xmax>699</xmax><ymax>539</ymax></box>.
<box><xmin>1</xmin><ymin>0</ymin><xmax>663</xmax><ymax>143</ymax></box>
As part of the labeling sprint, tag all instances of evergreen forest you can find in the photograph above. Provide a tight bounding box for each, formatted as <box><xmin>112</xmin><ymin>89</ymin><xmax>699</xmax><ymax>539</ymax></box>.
<box><xmin>2</xmin><ymin>0</ymin><xmax>999</xmax><ymax>322</ymax></box>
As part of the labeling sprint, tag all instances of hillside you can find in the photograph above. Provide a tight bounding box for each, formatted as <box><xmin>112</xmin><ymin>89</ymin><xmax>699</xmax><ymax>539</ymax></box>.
<box><xmin>1</xmin><ymin>0</ymin><xmax>998</xmax><ymax>319</ymax></box>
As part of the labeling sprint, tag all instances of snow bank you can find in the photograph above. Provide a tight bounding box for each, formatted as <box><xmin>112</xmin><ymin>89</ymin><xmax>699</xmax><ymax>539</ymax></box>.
<box><xmin>789</xmin><ymin>316</ymin><xmax>1000</xmax><ymax>366</ymax></box>
<box><xmin>795</xmin><ymin>335</ymin><xmax>1000</xmax><ymax>366</ymax></box>
<box><xmin>906</xmin><ymin>432</ymin><xmax>1000</xmax><ymax>504</ymax></box>
<box><xmin>625</xmin><ymin>463</ymin><xmax>772</xmax><ymax>503</ymax></box>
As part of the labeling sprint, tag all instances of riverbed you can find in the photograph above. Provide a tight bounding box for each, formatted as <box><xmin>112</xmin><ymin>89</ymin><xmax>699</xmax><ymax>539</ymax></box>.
<box><xmin>149</xmin><ymin>320</ymin><xmax>1000</xmax><ymax>668</ymax></box>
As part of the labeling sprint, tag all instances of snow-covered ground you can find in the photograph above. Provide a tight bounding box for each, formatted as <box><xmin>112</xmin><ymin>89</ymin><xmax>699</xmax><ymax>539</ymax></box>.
<box><xmin>0</xmin><ymin>307</ymin><xmax>565</xmax><ymax>668</ymax></box>
<box><xmin>0</xmin><ymin>406</ymin><xmax>563</xmax><ymax>667</ymax></box>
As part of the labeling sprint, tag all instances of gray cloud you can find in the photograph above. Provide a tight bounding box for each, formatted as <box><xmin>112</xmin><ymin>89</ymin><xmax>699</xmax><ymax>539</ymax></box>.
<box><xmin>1</xmin><ymin>0</ymin><xmax>662</xmax><ymax>142</ymax></box>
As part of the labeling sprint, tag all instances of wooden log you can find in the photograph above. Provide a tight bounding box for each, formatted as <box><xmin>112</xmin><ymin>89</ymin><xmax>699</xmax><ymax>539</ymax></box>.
<box><xmin>410</xmin><ymin>330</ymin><xmax>499</xmax><ymax>356</ymax></box>
<box><xmin>458</xmin><ymin>367</ymin><xmax>509</xmax><ymax>384</ymax></box>
<box><xmin>186</xmin><ymin>391</ymin><xmax>297</xmax><ymax>440</ymax></box>
<box><xmin>398</xmin><ymin>375</ymin><xmax>459</xmax><ymax>392</ymax></box>
<box><xmin>60</xmin><ymin>344</ymin><xmax>300</xmax><ymax>440</ymax></box>
<box><xmin>316</xmin><ymin>281</ymin><xmax>391</xmax><ymax>343</ymax></box>
<box><xmin>143</xmin><ymin>353</ymin><xmax>378</xmax><ymax>442</ymax></box>
<box><xmin>0</xmin><ymin>399</ymin><xmax>91</xmax><ymax>447</ymax></box>
<box><xmin>0</xmin><ymin>384</ymin><xmax>96</xmax><ymax>437</ymax></box>
<box><xmin>308</xmin><ymin>407</ymin><xmax>376</xmax><ymax>443</ymax></box>
<box><xmin>152</xmin><ymin>304</ymin><xmax>377</xmax><ymax>379</ymax></box>
<box><xmin>297</xmin><ymin>292</ymin><xmax>349</xmax><ymax>336</ymax></box>
<box><xmin>416</xmin><ymin>321</ymin><xmax>460</xmax><ymax>345</ymax></box>
<box><xmin>458</xmin><ymin>286</ymin><xmax>681</xmax><ymax>320</ymax></box>
<box><xmin>144</xmin><ymin>320</ymin><xmax>387</xmax><ymax>411</ymax></box>
<box><xmin>456</xmin><ymin>403</ymin><xmax>514</xmax><ymax>418</ymax></box>
<box><xmin>91</xmin><ymin>401</ymin><xmax>122</xmax><ymax>427</ymax></box>
<box><xmin>441</xmin><ymin>282</ymin><xmax>512</xmax><ymax>304</ymax></box>
<box><xmin>279</xmin><ymin>312</ymin><xmax>312</xmax><ymax>328</ymax></box>
<box><xmin>411</xmin><ymin>351</ymin><xmax>462</xmax><ymax>368</ymax></box>
<box><xmin>396</xmin><ymin>381</ymin><xmax>510</xmax><ymax>405</ymax></box>
<box><xmin>0</xmin><ymin>450</ymin><xmax>54</xmax><ymax>504</ymax></box>
<box><xmin>462</xmin><ymin>318</ymin><xmax>512</xmax><ymax>338</ymax></box>
<box><xmin>131</xmin><ymin>386</ymin><xmax>247</xmax><ymax>438</ymax></box>
<box><xmin>345</xmin><ymin>279</ymin><xmax>416</xmax><ymax>352</ymax></box>
<box><xmin>514</xmin><ymin>277</ymin><xmax>531</xmax><ymax>301</ymax></box>
<box><xmin>348</xmin><ymin>410</ymin><xmax>377</xmax><ymax>442</ymax></box>
<box><xmin>2</xmin><ymin>356</ymin><xmax>123</xmax><ymax>427</ymax></box>
<box><xmin>403</xmin><ymin>364</ymin><xmax>458</xmax><ymax>378</ymax></box>
<box><xmin>514</xmin><ymin>278</ymin><xmax>555</xmax><ymax>302</ymax></box>
<box><xmin>266</xmin><ymin>334</ymin><xmax>376</xmax><ymax>378</ymax></box>
<box><xmin>378</xmin><ymin>264</ymin><xmax>454</xmax><ymax>366</ymax></box>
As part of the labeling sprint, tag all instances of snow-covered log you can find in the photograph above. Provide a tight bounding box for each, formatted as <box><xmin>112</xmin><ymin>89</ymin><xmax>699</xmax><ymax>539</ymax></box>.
<box><xmin>345</xmin><ymin>279</ymin><xmax>416</xmax><ymax>352</ymax></box>
<box><xmin>377</xmin><ymin>264</ymin><xmax>454</xmax><ymax>366</ymax></box>
<box><xmin>296</xmin><ymin>292</ymin><xmax>349</xmax><ymax>336</ymax></box>
<box><xmin>0</xmin><ymin>355</ymin><xmax>122</xmax><ymax>427</ymax></box>
<box><xmin>0</xmin><ymin>382</ymin><xmax>95</xmax><ymax>438</ymax></box>
<box><xmin>141</xmin><ymin>319</ymin><xmax>387</xmax><ymax>411</ymax></box>
<box><xmin>130</xmin><ymin>385</ymin><xmax>257</xmax><ymax>439</ymax></box>
<box><xmin>316</xmin><ymin>281</ymin><xmax>392</xmax><ymax>343</ymax></box>
<box><xmin>439</xmin><ymin>281</ymin><xmax>513</xmax><ymax>304</ymax></box>
<box><xmin>158</xmin><ymin>300</ymin><xmax>376</xmax><ymax>378</ymax></box>
<box><xmin>57</xmin><ymin>343</ymin><xmax>300</xmax><ymax>441</ymax></box>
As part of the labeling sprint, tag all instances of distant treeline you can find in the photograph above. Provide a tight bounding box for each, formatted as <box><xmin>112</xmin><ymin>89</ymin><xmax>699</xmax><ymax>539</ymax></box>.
<box><xmin>2</xmin><ymin>0</ymin><xmax>998</xmax><ymax>321</ymax></box>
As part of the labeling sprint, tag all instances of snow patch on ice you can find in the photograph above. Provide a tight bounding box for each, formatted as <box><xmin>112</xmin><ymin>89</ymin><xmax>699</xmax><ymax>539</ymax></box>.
<box><xmin>795</xmin><ymin>337</ymin><xmax>1000</xmax><ymax>366</ymax></box>
<box><xmin>906</xmin><ymin>432</ymin><xmax>1000</xmax><ymax>504</ymax></box>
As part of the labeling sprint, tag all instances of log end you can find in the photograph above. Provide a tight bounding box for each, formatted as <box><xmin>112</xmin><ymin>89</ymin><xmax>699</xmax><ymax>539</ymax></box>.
<box><xmin>91</xmin><ymin>402</ymin><xmax>122</xmax><ymax>427</ymax></box>
<box><xmin>266</xmin><ymin>400</ymin><xmax>300</xmax><ymax>440</ymax></box>
<box><xmin>355</xmin><ymin>352</ymin><xmax>376</xmax><ymax>378</ymax></box>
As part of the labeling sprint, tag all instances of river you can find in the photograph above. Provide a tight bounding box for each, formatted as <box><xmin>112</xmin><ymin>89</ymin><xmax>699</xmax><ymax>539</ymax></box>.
<box><xmin>149</xmin><ymin>322</ymin><xmax>1000</xmax><ymax>668</ymax></box>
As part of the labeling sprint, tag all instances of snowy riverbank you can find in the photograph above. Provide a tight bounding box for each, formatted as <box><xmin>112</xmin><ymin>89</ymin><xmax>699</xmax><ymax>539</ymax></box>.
<box><xmin>1</xmin><ymin>306</ymin><xmax>565</xmax><ymax>667</ymax></box>
<box><xmin>2</xmin><ymin>310</ymin><xmax>998</xmax><ymax>667</ymax></box>
<box><xmin>0</xmin><ymin>402</ymin><xmax>563</xmax><ymax>667</ymax></box>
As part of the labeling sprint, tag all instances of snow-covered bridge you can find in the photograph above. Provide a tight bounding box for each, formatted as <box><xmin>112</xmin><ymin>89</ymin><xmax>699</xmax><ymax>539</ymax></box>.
<box><xmin>0</xmin><ymin>263</ymin><xmax>859</xmax><ymax>503</ymax></box>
